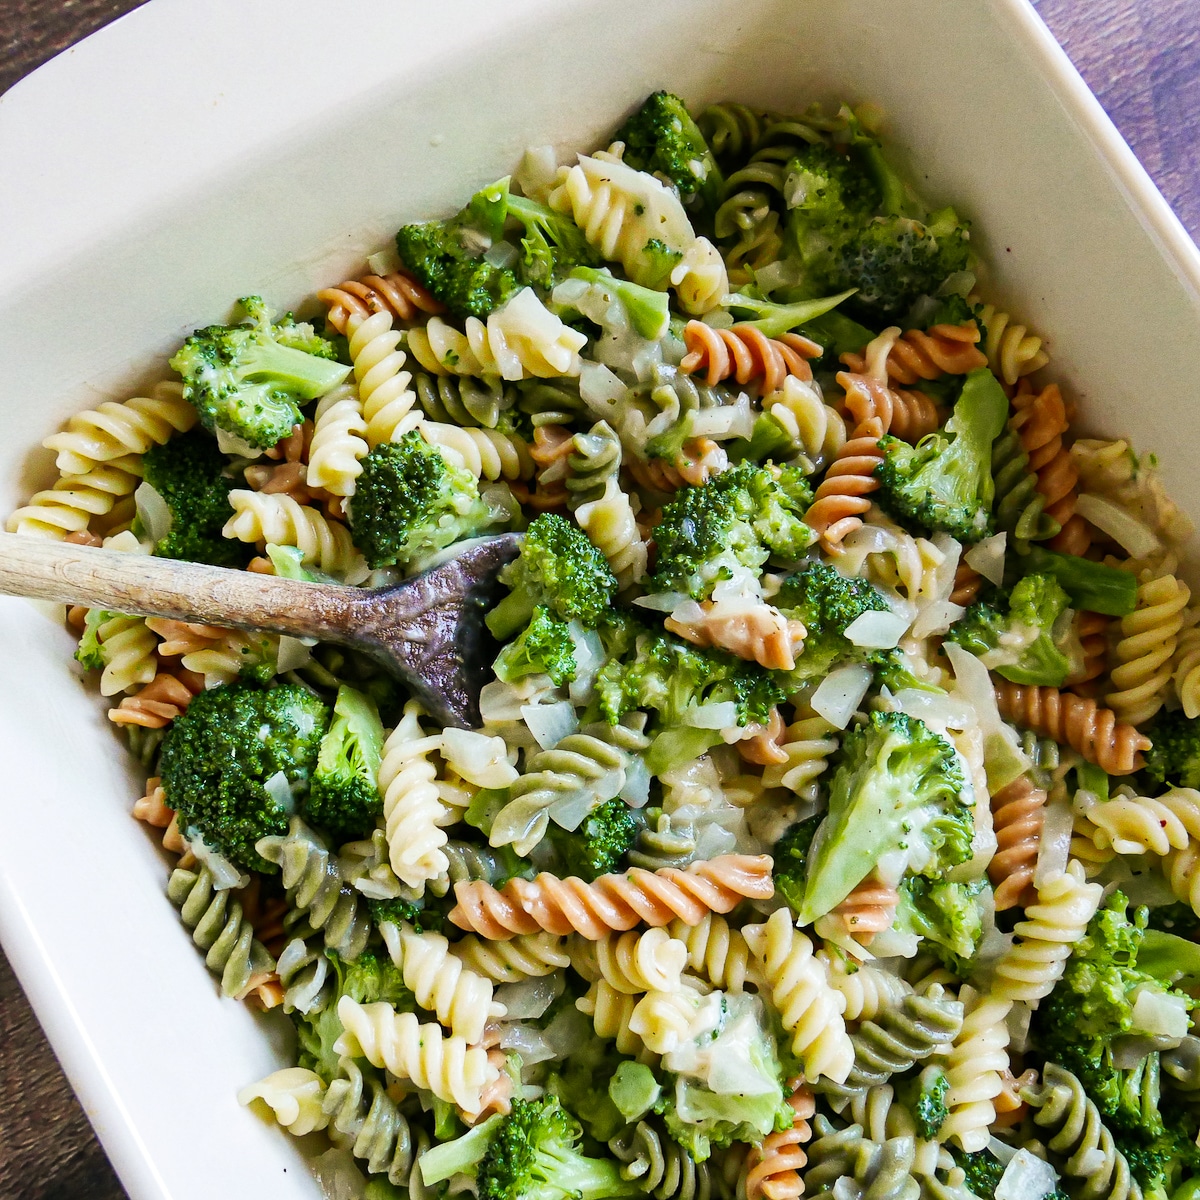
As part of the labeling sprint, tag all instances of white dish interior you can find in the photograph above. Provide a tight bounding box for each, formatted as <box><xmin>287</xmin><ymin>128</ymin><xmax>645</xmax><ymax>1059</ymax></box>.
<box><xmin>1</xmin><ymin>0</ymin><xmax>1198</xmax><ymax>1196</ymax></box>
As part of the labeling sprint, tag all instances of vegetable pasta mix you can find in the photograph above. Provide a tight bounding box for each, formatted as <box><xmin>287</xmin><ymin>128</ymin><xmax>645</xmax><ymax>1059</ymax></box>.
<box><xmin>12</xmin><ymin>90</ymin><xmax>1200</xmax><ymax>1200</ymax></box>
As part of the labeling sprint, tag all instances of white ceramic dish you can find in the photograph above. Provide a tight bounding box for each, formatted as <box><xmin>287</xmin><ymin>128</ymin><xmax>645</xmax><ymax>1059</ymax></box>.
<box><xmin>2</xmin><ymin>1</ymin><xmax>1199</xmax><ymax>1196</ymax></box>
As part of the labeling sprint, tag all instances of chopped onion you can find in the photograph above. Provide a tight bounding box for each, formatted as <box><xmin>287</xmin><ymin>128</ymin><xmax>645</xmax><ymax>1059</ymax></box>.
<box><xmin>541</xmin><ymin>1004</ymin><xmax>594</xmax><ymax>1059</ymax></box>
<box><xmin>495</xmin><ymin>975</ymin><xmax>563</xmax><ymax>1020</ymax></box>
<box><xmin>276</xmin><ymin>635</ymin><xmax>313</xmax><ymax>672</ymax></box>
<box><xmin>634</xmin><ymin>591</ymin><xmax>688</xmax><ymax>613</ymax></box>
<box><xmin>686</xmin><ymin>701</ymin><xmax>739</xmax><ymax>730</ymax></box>
<box><xmin>1131</xmin><ymin>986</ymin><xmax>1190</xmax><ymax>1039</ymax></box>
<box><xmin>483</xmin><ymin>239</ymin><xmax>519</xmax><ymax>268</ymax></box>
<box><xmin>939</xmin><ymin>270</ymin><xmax>977</xmax><ymax>298</ymax></box>
<box><xmin>102</xmin><ymin>529</ymin><xmax>150</xmax><ymax>554</ymax></box>
<box><xmin>965</xmin><ymin>532</ymin><xmax>1007</xmax><ymax>587</ymax></box>
<box><xmin>497</xmin><ymin>1022</ymin><xmax>556</xmax><ymax>1065</ymax></box>
<box><xmin>183</xmin><ymin>826</ymin><xmax>248</xmax><ymax>890</ymax></box>
<box><xmin>811</xmin><ymin>664</ymin><xmax>873</xmax><ymax>728</ymax></box>
<box><xmin>550</xmin><ymin>777</ymin><xmax>623</xmax><ymax>830</ymax></box>
<box><xmin>832</xmin><ymin>1176</ymin><xmax>863</xmax><ymax>1200</ymax></box>
<box><xmin>579</xmin><ymin>360</ymin><xmax>626</xmax><ymax>414</ymax></box>
<box><xmin>1034</xmin><ymin>793</ymin><xmax>1073</xmax><ymax>886</ymax></box>
<box><xmin>911</xmin><ymin>599</ymin><xmax>965</xmax><ymax>640</ymax></box>
<box><xmin>695</xmin><ymin>822</ymin><xmax>736</xmax><ymax>859</ymax></box>
<box><xmin>1074</xmin><ymin>1150</ymin><xmax>1108</xmax><ymax>1178</ymax></box>
<box><xmin>844</xmin><ymin>609</ymin><xmax>909</xmax><ymax>649</ymax></box>
<box><xmin>997</xmin><ymin>1148</ymin><xmax>1064</xmax><ymax>1200</ymax></box>
<box><xmin>514</xmin><ymin>144</ymin><xmax>560</xmax><ymax>204</ymax></box>
<box><xmin>481</xmin><ymin>676</ymin><xmax>554</xmax><ymax>724</ymax></box>
<box><xmin>521</xmin><ymin>701</ymin><xmax>577</xmax><ymax>750</ymax></box>
<box><xmin>620</xmin><ymin>757</ymin><xmax>651</xmax><ymax>808</ymax></box>
<box><xmin>1076</xmin><ymin>493</ymin><xmax>1161</xmax><ymax>558</ymax></box>
<box><xmin>1005</xmin><ymin>1002</ymin><xmax>1032</xmax><ymax>1053</ymax></box>
<box><xmin>264</xmin><ymin>770</ymin><xmax>297</xmax><ymax>816</ymax></box>
<box><xmin>366</xmin><ymin>246</ymin><xmax>402</xmax><ymax>276</ymax></box>
<box><xmin>442</xmin><ymin>728</ymin><xmax>518</xmax><ymax>787</ymax></box>
<box><xmin>888</xmin><ymin>688</ymin><xmax>974</xmax><ymax>730</ymax></box>
<box><xmin>987</xmin><ymin>1137</ymin><xmax>1019</xmax><ymax>1167</ymax></box>
<box><xmin>134</xmin><ymin>481</ymin><xmax>172</xmax><ymax>544</ymax></box>
<box><xmin>277</xmin><ymin>936</ymin><xmax>328</xmax><ymax>1014</ymax></box>
<box><xmin>314</xmin><ymin>1148</ymin><xmax>366</xmax><ymax>1200</ymax></box>
<box><xmin>842</xmin><ymin>523</ymin><xmax>892</xmax><ymax>555</ymax></box>
<box><xmin>567</xmin><ymin>623</ymin><xmax>604</xmax><ymax>704</ymax></box>
<box><xmin>215</xmin><ymin>426</ymin><xmax>263</xmax><ymax>458</ymax></box>
<box><xmin>943</xmin><ymin>642</ymin><xmax>1032</xmax><ymax>791</ymax></box>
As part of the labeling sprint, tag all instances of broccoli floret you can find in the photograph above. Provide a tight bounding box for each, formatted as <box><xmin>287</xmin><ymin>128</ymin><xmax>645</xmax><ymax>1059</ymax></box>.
<box><xmin>774</xmin><ymin>559</ymin><xmax>891</xmax><ymax>683</ymax></box>
<box><xmin>169</xmin><ymin>296</ymin><xmax>349</xmax><ymax>449</ymax></box>
<box><xmin>475</xmin><ymin>1097</ymin><xmax>638</xmax><ymax>1200</ymax></box>
<box><xmin>615</xmin><ymin>90</ymin><xmax>724</xmax><ymax>216</ymax></box>
<box><xmin>896</xmin><ymin>876</ymin><xmax>987</xmax><ymax>974</ymax></box>
<box><xmin>368</xmin><ymin>895</ymin><xmax>441</xmax><ymax>935</ymax></box>
<box><xmin>952</xmin><ymin>1149</ymin><xmax>1006</xmax><ymax>1200</ymax></box>
<box><xmin>303</xmin><ymin>685</ymin><xmax>384</xmax><ymax>842</ymax></box>
<box><xmin>1012</xmin><ymin>546</ymin><xmax>1137</xmax><ymax>617</ymax></box>
<box><xmin>946</xmin><ymin>573</ymin><xmax>1073</xmax><ymax>687</ymax></box>
<box><xmin>649</xmin><ymin>462</ymin><xmax>814</xmax><ymax>601</ymax></box>
<box><xmin>348</xmin><ymin>432</ymin><xmax>494</xmax><ymax>570</ymax></box>
<box><xmin>563</xmin><ymin>266</ymin><xmax>671</xmax><ymax>340</ymax></box>
<box><xmin>874</xmin><ymin>367</ymin><xmax>1008</xmax><ymax>542</ymax></box>
<box><xmin>547</xmin><ymin>798</ymin><xmax>638</xmax><ymax>881</ymax></box>
<box><xmin>796</xmin><ymin>710</ymin><xmax>968</xmax><ymax>924</ymax></box>
<box><xmin>493</xmin><ymin>607</ymin><xmax>578</xmax><ymax>687</ymax></box>
<box><xmin>1034</xmin><ymin>892</ymin><xmax>1198</xmax><ymax>1186</ymax></box>
<box><xmin>486</xmin><ymin>514</ymin><xmax>618</xmax><ymax>641</ymax></box>
<box><xmin>158</xmin><ymin>681</ymin><xmax>329</xmax><ymax>872</ymax></box>
<box><xmin>74</xmin><ymin>608</ymin><xmax>113</xmax><ymax>671</ymax></box>
<box><xmin>898</xmin><ymin>1065</ymin><xmax>950</xmax><ymax>1141</ymax></box>
<box><xmin>502</xmin><ymin>181</ymin><xmax>600</xmax><ymax>291</ymax></box>
<box><xmin>721</xmin><ymin>289</ymin><xmax>858</xmax><ymax>339</ymax></box>
<box><xmin>140</xmin><ymin>429</ymin><xmax>250</xmax><ymax>567</ymax></box>
<box><xmin>772</xmin><ymin>815</ymin><xmax>823</xmax><ymax>918</ymax></box>
<box><xmin>1145</xmin><ymin>710</ymin><xmax>1200</xmax><ymax>790</ymax></box>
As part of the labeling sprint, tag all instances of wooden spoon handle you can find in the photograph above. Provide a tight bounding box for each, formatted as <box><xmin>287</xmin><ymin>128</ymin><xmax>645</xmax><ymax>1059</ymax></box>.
<box><xmin>0</xmin><ymin>531</ymin><xmax>360</xmax><ymax>640</ymax></box>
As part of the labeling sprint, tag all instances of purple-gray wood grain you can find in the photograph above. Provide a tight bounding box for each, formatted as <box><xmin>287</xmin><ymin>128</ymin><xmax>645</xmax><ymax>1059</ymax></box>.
<box><xmin>0</xmin><ymin>2</ymin><xmax>1197</xmax><ymax>1198</ymax></box>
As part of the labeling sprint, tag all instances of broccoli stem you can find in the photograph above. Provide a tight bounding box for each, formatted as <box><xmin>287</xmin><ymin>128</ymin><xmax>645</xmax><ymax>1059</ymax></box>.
<box><xmin>239</xmin><ymin>339</ymin><xmax>352</xmax><ymax>399</ymax></box>
<box><xmin>723</xmin><ymin>289</ymin><xmax>857</xmax><ymax>339</ymax></box>
<box><xmin>1016</xmin><ymin>547</ymin><xmax>1138</xmax><ymax>617</ymax></box>
<box><xmin>487</xmin><ymin>590</ymin><xmax>535</xmax><ymax>641</ymax></box>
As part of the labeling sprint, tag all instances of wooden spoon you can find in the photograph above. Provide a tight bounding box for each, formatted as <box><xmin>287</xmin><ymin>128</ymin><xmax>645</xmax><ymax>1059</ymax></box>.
<box><xmin>0</xmin><ymin>530</ymin><xmax>521</xmax><ymax>728</ymax></box>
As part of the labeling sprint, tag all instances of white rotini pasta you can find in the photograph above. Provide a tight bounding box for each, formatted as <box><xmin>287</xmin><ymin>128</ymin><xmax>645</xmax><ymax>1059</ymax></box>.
<box><xmin>334</xmin><ymin>996</ymin><xmax>498</xmax><ymax>1115</ymax></box>
<box><xmin>744</xmin><ymin>909</ymin><xmax>854</xmax><ymax>1084</ymax></box>
<box><xmin>762</xmin><ymin>376</ymin><xmax>847</xmax><ymax>473</ymax></box>
<box><xmin>547</xmin><ymin>151</ymin><xmax>726</xmax><ymax>313</ymax></box>
<box><xmin>145</xmin><ymin>618</ymin><xmax>277</xmax><ymax>688</ymax></box>
<box><xmin>577</xmin><ymin>979</ymin><xmax>655</xmax><ymax>1061</ymax></box>
<box><xmin>348</xmin><ymin>310</ymin><xmax>420</xmax><ymax>448</ymax></box>
<box><xmin>86</xmin><ymin>611</ymin><xmax>158</xmax><ymax>697</ymax></box>
<box><xmin>1085</xmin><ymin>787</ymin><xmax>1200</xmax><ymax>856</ymax></box>
<box><xmin>379</xmin><ymin>921</ymin><xmax>504</xmax><ymax>1043</ymax></box>
<box><xmin>378</xmin><ymin>701</ymin><xmax>453</xmax><ymax>889</ymax></box>
<box><xmin>817</xmin><ymin>951</ymin><xmax>911</xmax><ymax>1023</ymax></box>
<box><xmin>761</xmin><ymin>717</ymin><xmax>839</xmax><ymax>796</ymax></box>
<box><xmin>1173</xmin><ymin>618</ymin><xmax>1200</xmax><ymax>718</ymax></box>
<box><xmin>667</xmin><ymin>913</ymin><xmax>759</xmax><ymax>994</ymax></box>
<box><xmin>6</xmin><ymin>461</ymin><xmax>142</xmax><ymax>539</ymax></box>
<box><xmin>991</xmin><ymin>860</ymin><xmax>1104</xmax><ymax>1004</ymax></box>
<box><xmin>971</xmin><ymin>300</ymin><xmax>1049</xmax><ymax>386</ymax></box>
<box><xmin>306</xmin><ymin>382</ymin><xmax>369</xmax><ymax>496</ymax></box>
<box><xmin>238</xmin><ymin>1067</ymin><xmax>330</xmax><ymax>1136</ymax></box>
<box><xmin>1073</xmin><ymin>437</ymin><xmax>1194</xmax><ymax>546</ymax></box>
<box><xmin>418</xmin><ymin>421</ymin><xmax>534</xmax><ymax>482</ymax></box>
<box><xmin>937</xmin><ymin>987</ymin><xmax>1012</xmax><ymax>1153</ymax></box>
<box><xmin>587</xmin><ymin>927</ymin><xmax>689</xmax><ymax>995</ymax></box>
<box><xmin>451</xmin><ymin>932</ymin><xmax>570</xmax><ymax>983</ymax></box>
<box><xmin>575</xmin><ymin>478</ymin><xmax>649</xmax><ymax>588</ymax></box>
<box><xmin>223</xmin><ymin>491</ymin><xmax>368</xmax><ymax>582</ymax></box>
<box><xmin>1106</xmin><ymin>569</ymin><xmax>1190</xmax><ymax>726</ymax></box>
<box><xmin>629</xmin><ymin>983</ymin><xmax>711</xmax><ymax>1056</ymax></box>
<box><xmin>408</xmin><ymin>289</ymin><xmax>586</xmax><ymax>381</ymax></box>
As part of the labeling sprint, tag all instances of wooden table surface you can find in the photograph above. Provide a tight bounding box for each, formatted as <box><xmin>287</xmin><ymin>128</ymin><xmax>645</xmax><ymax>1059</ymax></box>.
<box><xmin>1</xmin><ymin>1</ymin><xmax>1198</xmax><ymax>1197</ymax></box>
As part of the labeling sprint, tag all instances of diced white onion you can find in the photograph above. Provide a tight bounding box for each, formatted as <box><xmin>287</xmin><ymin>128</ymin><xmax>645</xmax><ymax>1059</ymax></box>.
<box><xmin>314</xmin><ymin>1148</ymin><xmax>367</xmax><ymax>1200</ymax></box>
<box><xmin>550</xmin><ymin>780</ymin><xmax>622</xmax><ymax>831</ymax></box>
<box><xmin>1076</xmin><ymin>493</ymin><xmax>1162</xmax><ymax>558</ymax></box>
<box><xmin>579</xmin><ymin>360</ymin><xmax>627</xmax><ymax>413</ymax></box>
<box><xmin>441</xmin><ymin>728</ymin><xmax>518</xmax><ymax>788</ymax></box>
<box><xmin>965</xmin><ymin>532</ymin><xmax>1007</xmax><ymax>587</ymax></box>
<box><xmin>811</xmin><ymin>664</ymin><xmax>873</xmax><ymax>729</ymax></box>
<box><xmin>1005</xmin><ymin>1002</ymin><xmax>1032</xmax><ymax>1053</ymax></box>
<box><xmin>134</xmin><ymin>481</ymin><xmax>172</xmax><ymax>544</ymax></box>
<box><xmin>497</xmin><ymin>1022</ymin><xmax>556</xmax><ymax>1065</ymax></box>
<box><xmin>567</xmin><ymin>624</ymin><xmax>604</xmax><ymax>705</ymax></box>
<box><xmin>215</xmin><ymin>427</ymin><xmax>263</xmax><ymax>458</ymax></box>
<box><xmin>1034</xmin><ymin>793</ymin><xmax>1073</xmax><ymax>886</ymax></box>
<box><xmin>184</xmin><ymin>826</ymin><xmax>249</xmax><ymax>890</ymax></box>
<box><xmin>939</xmin><ymin>270</ymin><xmax>977</xmax><ymax>298</ymax></box>
<box><xmin>521</xmin><ymin>701</ymin><xmax>578</xmax><ymax>751</ymax></box>
<box><xmin>695</xmin><ymin>821</ymin><xmax>736</xmax><ymax>859</ymax></box>
<box><xmin>753</xmin><ymin>257</ymin><xmax>806</xmax><ymax>293</ymax></box>
<box><xmin>515</xmin><ymin>144</ymin><xmax>562</xmax><ymax>205</ymax></box>
<box><xmin>541</xmin><ymin>1004</ymin><xmax>594</xmax><ymax>1059</ymax></box>
<box><xmin>911</xmin><ymin>600</ymin><xmax>965</xmax><ymax>640</ymax></box>
<box><xmin>264</xmin><ymin>770</ymin><xmax>297</xmax><ymax>816</ymax></box>
<box><xmin>366</xmin><ymin>246</ymin><xmax>403</xmax><ymax>276</ymax></box>
<box><xmin>277</xmin><ymin>937</ymin><xmax>329</xmax><ymax>1014</ymax></box>
<box><xmin>620</xmin><ymin>758</ymin><xmax>651</xmax><ymax>808</ymax></box>
<box><xmin>495</xmin><ymin>974</ymin><xmax>563</xmax><ymax>1020</ymax></box>
<box><xmin>633</xmin><ymin>591</ymin><xmax>689</xmax><ymax>613</ymax></box>
<box><xmin>1075</xmin><ymin>1150</ymin><xmax>1107</xmax><ymax>1178</ymax></box>
<box><xmin>686</xmin><ymin>701</ymin><xmax>739</xmax><ymax>730</ymax></box>
<box><xmin>1131</xmin><ymin>986</ymin><xmax>1190</xmax><ymax>1039</ymax></box>
<box><xmin>888</xmin><ymin>688</ymin><xmax>975</xmax><ymax>730</ymax></box>
<box><xmin>483</xmin><ymin>240</ymin><xmax>519</xmax><ymax>269</ymax></box>
<box><xmin>844</xmin><ymin>609</ymin><xmax>909</xmax><ymax>649</ymax></box>
<box><xmin>480</xmin><ymin>676</ymin><xmax>555</xmax><ymax>724</ymax></box>
<box><xmin>276</xmin><ymin>635</ymin><xmax>313</xmax><ymax>672</ymax></box>
<box><xmin>995</xmin><ymin>1148</ymin><xmax>1059</xmax><ymax>1200</ymax></box>
<box><xmin>832</xmin><ymin>1176</ymin><xmax>864</xmax><ymax>1200</ymax></box>
<box><xmin>987</xmin><ymin>1137</ymin><xmax>1019</xmax><ymax>1167</ymax></box>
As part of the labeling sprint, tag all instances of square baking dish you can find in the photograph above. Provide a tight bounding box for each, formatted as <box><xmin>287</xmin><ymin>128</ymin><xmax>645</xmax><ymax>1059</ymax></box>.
<box><xmin>2</xmin><ymin>1</ymin><xmax>1198</xmax><ymax>1196</ymax></box>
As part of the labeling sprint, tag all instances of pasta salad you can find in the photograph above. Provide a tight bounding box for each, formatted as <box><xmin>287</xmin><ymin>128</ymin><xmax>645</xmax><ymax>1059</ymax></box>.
<box><xmin>8</xmin><ymin>90</ymin><xmax>1200</xmax><ymax>1200</ymax></box>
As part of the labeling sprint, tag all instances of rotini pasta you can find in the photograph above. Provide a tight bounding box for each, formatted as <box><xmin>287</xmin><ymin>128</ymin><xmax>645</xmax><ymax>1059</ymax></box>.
<box><xmin>667</xmin><ymin>913</ymin><xmax>759</xmax><ymax>994</ymax></box>
<box><xmin>451</xmin><ymin>932</ymin><xmax>570</xmax><ymax>983</ymax></box>
<box><xmin>588</xmin><ymin>927</ymin><xmax>689</xmax><ymax>994</ymax></box>
<box><xmin>761</xmin><ymin>376</ymin><xmax>847</xmax><ymax>473</ymax></box>
<box><xmin>680</xmin><ymin>321</ymin><xmax>820</xmax><ymax>393</ymax></box>
<box><xmin>418</xmin><ymin>421</ymin><xmax>533</xmax><ymax>482</ymax></box>
<box><xmin>761</xmin><ymin>716</ymin><xmax>839</xmax><ymax>796</ymax></box>
<box><xmin>839</xmin><ymin>322</ymin><xmax>987</xmax><ymax>385</ymax></box>
<box><xmin>802</xmin><ymin>415</ymin><xmax>886</xmax><ymax>552</ymax></box>
<box><xmin>972</xmin><ymin>300</ymin><xmax>1050</xmax><ymax>385</ymax></box>
<box><xmin>306</xmin><ymin>383</ymin><xmax>369</xmax><ymax>496</ymax></box>
<box><xmin>988</xmin><ymin>771</ymin><xmax>1047</xmax><ymax>911</ymax></box>
<box><xmin>610</xmin><ymin>1117</ymin><xmax>715</xmax><ymax>1200</ymax></box>
<box><xmin>319</xmin><ymin>269</ymin><xmax>444</xmax><ymax>334</ymax></box>
<box><xmin>818</xmin><ymin>952</ymin><xmax>912</xmax><ymax>1023</ymax></box>
<box><xmin>937</xmin><ymin>987</ymin><xmax>1011</xmax><ymax>1152</ymax></box>
<box><xmin>743</xmin><ymin>1084</ymin><xmax>814</xmax><ymax>1200</ymax></box>
<box><xmin>223</xmin><ymin>490</ymin><xmax>367</xmax><ymax>581</ymax></box>
<box><xmin>577</xmin><ymin>979</ymin><xmax>653</xmax><ymax>1060</ymax></box>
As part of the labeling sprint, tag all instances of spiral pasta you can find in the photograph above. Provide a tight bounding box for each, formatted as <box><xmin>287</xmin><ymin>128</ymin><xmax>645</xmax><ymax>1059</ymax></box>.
<box><xmin>577</xmin><ymin>979</ymin><xmax>652</xmax><ymax>1060</ymax></box>
<box><xmin>489</xmin><ymin>730</ymin><xmax>632</xmax><ymax>856</ymax></box>
<box><xmin>1172</xmin><ymin>620</ymin><xmax>1200</xmax><ymax>718</ymax></box>
<box><xmin>379</xmin><ymin>921</ymin><xmax>503</xmax><ymax>1042</ymax></box>
<box><xmin>743</xmin><ymin>1084</ymin><xmax>814</xmax><ymax>1200</ymax></box>
<box><xmin>323</xmin><ymin>1056</ymin><xmax>420</xmax><ymax>1185</ymax></box>
<box><xmin>378</xmin><ymin>701</ymin><xmax>454</xmax><ymax>889</ymax></box>
<box><xmin>840</xmin><ymin>323</ymin><xmax>987</xmax><ymax>385</ymax></box>
<box><xmin>589</xmin><ymin>927</ymin><xmax>689</xmax><ymax>994</ymax></box>
<box><xmin>448</xmin><ymin>854</ymin><xmax>774</xmax><ymax>940</ymax></box>
<box><xmin>803</xmin><ymin>415</ymin><xmax>886</xmax><ymax>553</ymax></box>
<box><xmin>418</xmin><ymin>421</ymin><xmax>533</xmax><ymax>482</ymax></box>
<box><xmin>837</xmin><ymin>370</ymin><xmax>941</xmax><ymax>446</ymax></box>
<box><xmin>761</xmin><ymin>716</ymin><xmax>839</xmax><ymax>796</ymax></box>
<box><xmin>824</xmin><ymin>875</ymin><xmax>899</xmax><ymax>946</ymax></box>
<box><xmin>275</xmin><ymin>926</ymin><xmax>334</xmax><ymax>1015</ymax></box>
<box><xmin>664</xmin><ymin>596</ymin><xmax>807</xmax><ymax>671</ymax></box>
<box><xmin>610</xmin><ymin>1118</ymin><xmax>715</xmax><ymax>1200</ymax></box>
<box><xmin>818</xmin><ymin>953</ymin><xmax>912</xmax><ymax>1023</ymax></box>
<box><xmin>1022</xmin><ymin>1064</ymin><xmax>1141</xmax><ymax>1200</ymax></box>
<box><xmin>972</xmin><ymin>301</ymin><xmax>1050</xmax><ymax>385</ymax></box>
<box><xmin>82</xmin><ymin>611</ymin><xmax>158</xmax><ymax>696</ymax></box>
<box><xmin>988</xmin><ymin>771</ymin><xmax>1047</xmax><ymax>911</ymax></box>
<box><xmin>223</xmin><ymin>490</ymin><xmax>367</xmax><ymax>581</ymax></box>
<box><xmin>680</xmin><ymin>321</ymin><xmax>820</xmax><ymax>393</ymax></box>
<box><xmin>451</xmin><ymin>932</ymin><xmax>570</xmax><ymax>983</ymax></box>
<box><xmin>992</xmin><ymin>681</ymin><xmax>1150</xmax><ymax>775</ymax></box>
<box><xmin>629</xmin><ymin>982</ymin><xmax>710</xmax><ymax>1055</ymax></box>
<box><xmin>991</xmin><ymin>860</ymin><xmax>1103</xmax><ymax>1003</ymax></box>
<box><xmin>1106</xmin><ymin>570</ymin><xmax>1190</xmax><ymax>726</ymax></box>
<box><xmin>414</xmin><ymin>372</ymin><xmax>518</xmax><ymax>431</ymax></box>
<box><xmin>408</xmin><ymin>289</ymin><xmax>587</xmax><ymax>381</ymax></box>
<box><xmin>6</xmin><ymin>460</ymin><xmax>146</xmax><ymax>540</ymax></box>
<box><xmin>306</xmin><ymin>383</ymin><xmax>369</xmax><ymax>496</ymax></box>
<box><xmin>145</xmin><ymin>617</ymin><xmax>277</xmax><ymax>688</ymax></box>
<box><xmin>239</xmin><ymin>1067</ymin><xmax>330</xmax><ymax>1136</ymax></box>
<box><xmin>167</xmin><ymin>865</ymin><xmax>277</xmax><ymax>1000</ymax></box>
<box><xmin>937</xmin><ymin>987</ymin><xmax>1011</xmax><ymax>1152</ymax></box>
<box><xmin>319</xmin><ymin>269</ymin><xmax>444</xmax><ymax>334</ymax></box>
<box><xmin>761</xmin><ymin>376</ymin><xmax>847</xmax><ymax>473</ymax></box>
<box><xmin>334</xmin><ymin>996</ymin><xmax>498</xmax><ymax>1115</ymax></box>
<box><xmin>991</xmin><ymin>425</ymin><xmax>1059</xmax><ymax>547</ymax></box>
<box><xmin>1085</xmin><ymin>787</ymin><xmax>1200</xmax><ymax>856</ymax></box>
<box><xmin>667</xmin><ymin>913</ymin><xmax>759</xmax><ymax>994</ymax></box>
<box><xmin>744</xmin><ymin>909</ymin><xmax>854</xmax><ymax>1084</ymax></box>
<box><xmin>804</xmin><ymin>1115</ymin><xmax>920</xmax><ymax>1200</ymax></box>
